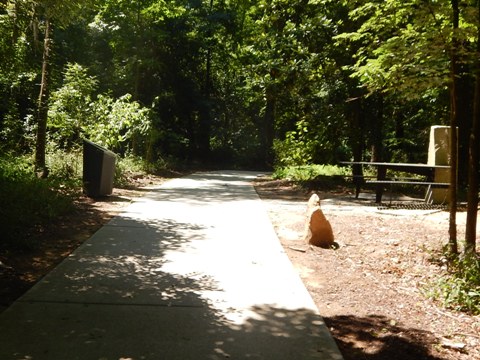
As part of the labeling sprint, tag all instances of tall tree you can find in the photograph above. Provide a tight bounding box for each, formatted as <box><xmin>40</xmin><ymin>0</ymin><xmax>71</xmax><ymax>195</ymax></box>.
<box><xmin>448</xmin><ymin>0</ymin><xmax>459</xmax><ymax>256</ymax></box>
<box><xmin>334</xmin><ymin>0</ymin><xmax>451</xmax><ymax>166</ymax></box>
<box><xmin>465</xmin><ymin>0</ymin><xmax>480</xmax><ymax>255</ymax></box>
<box><xmin>32</xmin><ymin>0</ymin><xmax>94</xmax><ymax>176</ymax></box>
<box><xmin>244</xmin><ymin>0</ymin><xmax>344</xmax><ymax>165</ymax></box>
<box><xmin>334</xmin><ymin>0</ymin><xmax>480</xmax><ymax>256</ymax></box>
<box><xmin>35</xmin><ymin>16</ymin><xmax>51</xmax><ymax>177</ymax></box>
<box><xmin>197</xmin><ymin>0</ymin><xmax>214</xmax><ymax>160</ymax></box>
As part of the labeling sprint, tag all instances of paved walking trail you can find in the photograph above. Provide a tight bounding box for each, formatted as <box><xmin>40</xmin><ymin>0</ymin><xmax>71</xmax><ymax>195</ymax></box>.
<box><xmin>0</xmin><ymin>171</ymin><xmax>342</xmax><ymax>360</ymax></box>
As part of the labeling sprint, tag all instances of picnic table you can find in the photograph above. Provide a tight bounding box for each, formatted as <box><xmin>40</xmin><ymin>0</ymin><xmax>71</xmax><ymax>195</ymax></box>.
<box><xmin>341</xmin><ymin>161</ymin><xmax>451</xmax><ymax>203</ymax></box>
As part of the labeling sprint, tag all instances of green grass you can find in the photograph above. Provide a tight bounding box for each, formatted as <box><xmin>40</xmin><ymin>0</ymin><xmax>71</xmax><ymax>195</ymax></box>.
<box><xmin>272</xmin><ymin>164</ymin><xmax>350</xmax><ymax>181</ymax></box>
<box><xmin>271</xmin><ymin>164</ymin><xmax>355</xmax><ymax>192</ymax></box>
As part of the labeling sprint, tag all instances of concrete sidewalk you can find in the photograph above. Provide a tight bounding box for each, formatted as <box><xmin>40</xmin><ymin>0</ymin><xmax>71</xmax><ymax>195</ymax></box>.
<box><xmin>0</xmin><ymin>171</ymin><xmax>343</xmax><ymax>360</ymax></box>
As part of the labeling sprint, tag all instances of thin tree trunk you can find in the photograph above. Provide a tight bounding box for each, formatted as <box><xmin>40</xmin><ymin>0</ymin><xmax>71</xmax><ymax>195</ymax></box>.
<box><xmin>197</xmin><ymin>0</ymin><xmax>214</xmax><ymax>160</ymax></box>
<box><xmin>35</xmin><ymin>18</ymin><xmax>51</xmax><ymax>178</ymax></box>
<box><xmin>263</xmin><ymin>79</ymin><xmax>276</xmax><ymax>166</ymax></box>
<box><xmin>448</xmin><ymin>0</ymin><xmax>459</xmax><ymax>256</ymax></box>
<box><xmin>465</xmin><ymin>1</ymin><xmax>480</xmax><ymax>255</ymax></box>
<box><xmin>347</xmin><ymin>97</ymin><xmax>364</xmax><ymax>198</ymax></box>
<box><xmin>12</xmin><ymin>1</ymin><xmax>19</xmax><ymax>45</ymax></box>
<box><xmin>197</xmin><ymin>46</ymin><xmax>212</xmax><ymax>159</ymax></box>
<box><xmin>370</xmin><ymin>94</ymin><xmax>384</xmax><ymax>163</ymax></box>
<box><xmin>133</xmin><ymin>0</ymin><xmax>142</xmax><ymax>102</ymax></box>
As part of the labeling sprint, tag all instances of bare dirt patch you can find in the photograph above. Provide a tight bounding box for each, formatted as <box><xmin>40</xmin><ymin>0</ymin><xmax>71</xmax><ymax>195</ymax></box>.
<box><xmin>254</xmin><ymin>176</ymin><xmax>480</xmax><ymax>360</ymax></box>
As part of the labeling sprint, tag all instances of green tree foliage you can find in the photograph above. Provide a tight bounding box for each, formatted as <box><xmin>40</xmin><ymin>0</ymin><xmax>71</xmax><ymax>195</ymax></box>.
<box><xmin>1</xmin><ymin>0</ymin><xmax>479</xmax><ymax>312</ymax></box>
<box><xmin>332</xmin><ymin>0</ymin><xmax>480</xmax><ymax>257</ymax></box>
<box><xmin>30</xmin><ymin>0</ymin><xmax>96</xmax><ymax>175</ymax></box>
<box><xmin>337</xmin><ymin>1</ymin><xmax>452</xmax><ymax>96</ymax></box>
<box><xmin>48</xmin><ymin>63</ymin><xmax>152</xmax><ymax>154</ymax></box>
<box><xmin>241</xmin><ymin>0</ymin><xmax>351</xmax><ymax>164</ymax></box>
<box><xmin>48</xmin><ymin>63</ymin><xmax>98</xmax><ymax>147</ymax></box>
<box><xmin>87</xmin><ymin>94</ymin><xmax>152</xmax><ymax>153</ymax></box>
<box><xmin>0</xmin><ymin>1</ymin><xmax>40</xmax><ymax>152</ymax></box>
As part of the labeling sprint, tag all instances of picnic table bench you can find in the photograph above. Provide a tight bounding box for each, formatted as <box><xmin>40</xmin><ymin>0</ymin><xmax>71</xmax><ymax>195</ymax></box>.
<box><xmin>341</xmin><ymin>161</ymin><xmax>451</xmax><ymax>203</ymax></box>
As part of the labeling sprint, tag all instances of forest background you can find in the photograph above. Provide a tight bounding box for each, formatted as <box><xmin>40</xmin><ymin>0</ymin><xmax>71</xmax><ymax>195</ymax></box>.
<box><xmin>0</xmin><ymin>0</ymin><xmax>479</xmax><ymax>311</ymax></box>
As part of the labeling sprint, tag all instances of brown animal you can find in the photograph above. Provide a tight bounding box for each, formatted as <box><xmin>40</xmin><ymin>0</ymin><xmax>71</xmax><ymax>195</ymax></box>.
<box><xmin>304</xmin><ymin>194</ymin><xmax>334</xmax><ymax>248</ymax></box>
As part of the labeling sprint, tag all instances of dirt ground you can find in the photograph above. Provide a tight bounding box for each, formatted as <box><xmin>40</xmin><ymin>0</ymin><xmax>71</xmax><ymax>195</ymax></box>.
<box><xmin>1</xmin><ymin>174</ymin><xmax>479</xmax><ymax>360</ymax></box>
<box><xmin>254</xmin><ymin>176</ymin><xmax>480</xmax><ymax>360</ymax></box>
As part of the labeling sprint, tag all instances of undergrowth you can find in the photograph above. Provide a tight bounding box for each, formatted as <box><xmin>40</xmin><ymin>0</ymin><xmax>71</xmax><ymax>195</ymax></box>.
<box><xmin>272</xmin><ymin>164</ymin><xmax>350</xmax><ymax>181</ymax></box>
<box><xmin>0</xmin><ymin>155</ymin><xmax>77</xmax><ymax>251</ymax></box>
<box><xmin>1</xmin><ymin>151</ymin><xmax>170</xmax><ymax>251</ymax></box>
<box><xmin>427</xmin><ymin>254</ymin><xmax>480</xmax><ymax>315</ymax></box>
<box><xmin>114</xmin><ymin>155</ymin><xmax>150</xmax><ymax>188</ymax></box>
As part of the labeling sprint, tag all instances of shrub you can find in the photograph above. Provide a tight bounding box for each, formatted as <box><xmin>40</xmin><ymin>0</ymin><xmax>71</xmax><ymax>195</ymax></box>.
<box><xmin>48</xmin><ymin>63</ymin><xmax>153</xmax><ymax>157</ymax></box>
<box><xmin>273</xmin><ymin>121</ymin><xmax>314</xmax><ymax>167</ymax></box>
<box><xmin>87</xmin><ymin>94</ymin><xmax>152</xmax><ymax>154</ymax></box>
<box><xmin>114</xmin><ymin>155</ymin><xmax>146</xmax><ymax>188</ymax></box>
<box><xmin>48</xmin><ymin>63</ymin><xmax>98</xmax><ymax>149</ymax></box>
<box><xmin>427</xmin><ymin>255</ymin><xmax>480</xmax><ymax>315</ymax></box>
<box><xmin>0</xmin><ymin>156</ymin><xmax>76</xmax><ymax>251</ymax></box>
<box><xmin>45</xmin><ymin>146</ymin><xmax>83</xmax><ymax>186</ymax></box>
<box><xmin>272</xmin><ymin>164</ymin><xmax>350</xmax><ymax>181</ymax></box>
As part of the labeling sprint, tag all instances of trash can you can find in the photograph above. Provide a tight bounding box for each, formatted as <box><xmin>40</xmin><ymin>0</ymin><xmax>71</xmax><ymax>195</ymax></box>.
<box><xmin>83</xmin><ymin>139</ymin><xmax>116</xmax><ymax>197</ymax></box>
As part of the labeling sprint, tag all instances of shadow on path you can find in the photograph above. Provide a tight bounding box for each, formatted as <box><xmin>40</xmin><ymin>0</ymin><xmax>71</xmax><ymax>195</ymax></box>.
<box><xmin>0</xmin><ymin>171</ymin><xmax>342</xmax><ymax>359</ymax></box>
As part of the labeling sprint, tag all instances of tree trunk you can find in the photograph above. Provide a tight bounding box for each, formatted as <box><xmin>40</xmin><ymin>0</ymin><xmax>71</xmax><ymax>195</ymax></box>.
<box><xmin>370</xmin><ymin>94</ymin><xmax>384</xmax><ymax>162</ymax></box>
<box><xmin>133</xmin><ymin>2</ymin><xmax>141</xmax><ymax>101</ymax></box>
<box><xmin>12</xmin><ymin>1</ymin><xmax>19</xmax><ymax>45</ymax></box>
<box><xmin>35</xmin><ymin>18</ymin><xmax>52</xmax><ymax>178</ymax></box>
<box><xmin>197</xmin><ymin>47</ymin><xmax>212</xmax><ymax>160</ymax></box>
<box><xmin>347</xmin><ymin>97</ymin><xmax>364</xmax><ymax>198</ymax></box>
<box><xmin>456</xmin><ymin>71</ymin><xmax>474</xmax><ymax>187</ymax></box>
<box><xmin>263</xmin><ymin>80</ymin><xmax>276</xmax><ymax>166</ymax></box>
<box><xmin>448</xmin><ymin>0</ymin><xmax>459</xmax><ymax>256</ymax></box>
<box><xmin>196</xmin><ymin>0</ymin><xmax>215</xmax><ymax>161</ymax></box>
<box><xmin>465</xmin><ymin>1</ymin><xmax>480</xmax><ymax>255</ymax></box>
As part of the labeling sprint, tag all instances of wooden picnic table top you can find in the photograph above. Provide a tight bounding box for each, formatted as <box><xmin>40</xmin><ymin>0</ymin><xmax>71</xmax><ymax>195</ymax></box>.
<box><xmin>340</xmin><ymin>161</ymin><xmax>450</xmax><ymax>169</ymax></box>
<box><xmin>340</xmin><ymin>161</ymin><xmax>451</xmax><ymax>202</ymax></box>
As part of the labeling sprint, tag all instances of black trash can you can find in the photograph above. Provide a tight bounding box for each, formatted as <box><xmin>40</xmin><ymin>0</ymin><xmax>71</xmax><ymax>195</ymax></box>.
<box><xmin>83</xmin><ymin>139</ymin><xmax>116</xmax><ymax>197</ymax></box>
